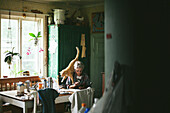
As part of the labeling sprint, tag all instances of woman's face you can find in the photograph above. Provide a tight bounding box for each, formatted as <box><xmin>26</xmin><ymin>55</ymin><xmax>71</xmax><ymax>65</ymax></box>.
<box><xmin>75</xmin><ymin>68</ymin><xmax>83</xmax><ymax>76</ymax></box>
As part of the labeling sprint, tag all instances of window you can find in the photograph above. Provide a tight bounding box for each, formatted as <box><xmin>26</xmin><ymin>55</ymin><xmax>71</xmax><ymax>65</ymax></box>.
<box><xmin>1</xmin><ymin>15</ymin><xmax>44</xmax><ymax>78</ymax></box>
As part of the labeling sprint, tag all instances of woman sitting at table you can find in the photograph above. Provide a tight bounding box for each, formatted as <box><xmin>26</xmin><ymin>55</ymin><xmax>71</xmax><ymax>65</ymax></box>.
<box><xmin>64</xmin><ymin>61</ymin><xmax>91</xmax><ymax>89</ymax></box>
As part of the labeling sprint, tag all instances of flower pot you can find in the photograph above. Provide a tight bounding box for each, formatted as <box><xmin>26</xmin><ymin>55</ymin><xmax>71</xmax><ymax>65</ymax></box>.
<box><xmin>34</xmin><ymin>38</ymin><xmax>39</xmax><ymax>46</ymax></box>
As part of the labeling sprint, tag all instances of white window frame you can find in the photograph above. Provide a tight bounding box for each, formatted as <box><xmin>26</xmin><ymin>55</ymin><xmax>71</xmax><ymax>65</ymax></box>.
<box><xmin>0</xmin><ymin>10</ymin><xmax>46</xmax><ymax>78</ymax></box>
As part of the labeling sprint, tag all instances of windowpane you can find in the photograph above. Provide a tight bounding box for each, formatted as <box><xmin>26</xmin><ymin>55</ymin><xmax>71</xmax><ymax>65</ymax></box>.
<box><xmin>22</xmin><ymin>20</ymin><xmax>41</xmax><ymax>76</ymax></box>
<box><xmin>1</xmin><ymin>19</ymin><xmax>19</xmax><ymax>77</ymax></box>
<box><xmin>1</xmin><ymin>17</ymin><xmax>43</xmax><ymax>78</ymax></box>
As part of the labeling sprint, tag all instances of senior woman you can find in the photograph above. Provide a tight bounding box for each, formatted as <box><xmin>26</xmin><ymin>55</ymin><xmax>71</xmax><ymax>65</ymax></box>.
<box><xmin>65</xmin><ymin>61</ymin><xmax>90</xmax><ymax>89</ymax></box>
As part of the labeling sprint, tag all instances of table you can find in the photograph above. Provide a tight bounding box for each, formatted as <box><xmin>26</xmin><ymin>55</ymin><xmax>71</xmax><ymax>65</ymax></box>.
<box><xmin>0</xmin><ymin>90</ymin><xmax>71</xmax><ymax>113</ymax></box>
<box><xmin>0</xmin><ymin>90</ymin><xmax>33</xmax><ymax>113</ymax></box>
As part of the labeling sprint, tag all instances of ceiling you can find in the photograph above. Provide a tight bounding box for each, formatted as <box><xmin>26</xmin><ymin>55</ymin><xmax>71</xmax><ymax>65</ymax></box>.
<box><xmin>25</xmin><ymin>0</ymin><xmax>104</xmax><ymax>7</ymax></box>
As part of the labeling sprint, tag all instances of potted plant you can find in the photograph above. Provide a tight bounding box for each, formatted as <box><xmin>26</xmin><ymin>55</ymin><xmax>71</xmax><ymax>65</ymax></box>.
<box><xmin>29</xmin><ymin>31</ymin><xmax>42</xmax><ymax>46</ymax></box>
<box><xmin>4</xmin><ymin>47</ymin><xmax>22</xmax><ymax>69</ymax></box>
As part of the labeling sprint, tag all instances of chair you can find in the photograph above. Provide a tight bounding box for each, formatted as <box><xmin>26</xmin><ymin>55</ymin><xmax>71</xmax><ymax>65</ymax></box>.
<box><xmin>68</xmin><ymin>87</ymin><xmax>94</xmax><ymax>113</ymax></box>
<box><xmin>38</xmin><ymin>88</ymin><xmax>59</xmax><ymax>113</ymax></box>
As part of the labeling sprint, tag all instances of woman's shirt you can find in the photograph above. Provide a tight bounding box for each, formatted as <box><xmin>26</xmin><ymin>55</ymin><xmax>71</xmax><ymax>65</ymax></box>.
<box><xmin>66</xmin><ymin>72</ymin><xmax>90</xmax><ymax>89</ymax></box>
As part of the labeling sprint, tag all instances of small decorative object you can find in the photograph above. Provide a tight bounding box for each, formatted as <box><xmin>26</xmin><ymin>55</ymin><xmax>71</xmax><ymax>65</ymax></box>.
<box><xmin>48</xmin><ymin>16</ymin><xmax>53</xmax><ymax>25</ymax></box>
<box><xmin>17</xmin><ymin>82</ymin><xmax>25</xmax><ymax>96</ymax></box>
<box><xmin>53</xmin><ymin>9</ymin><xmax>65</xmax><ymax>24</ymax></box>
<box><xmin>48</xmin><ymin>77</ymin><xmax>53</xmax><ymax>88</ymax></box>
<box><xmin>38</xmin><ymin>82</ymin><xmax>43</xmax><ymax>89</ymax></box>
<box><xmin>3</xmin><ymin>76</ymin><xmax>8</xmax><ymax>78</ymax></box>
<box><xmin>80</xmin><ymin>34</ymin><xmax>86</xmax><ymax>58</ymax></box>
<box><xmin>26</xmin><ymin>47</ymin><xmax>32</xmax><ymax>55</ymax></box>
<box><xmin>91</xmin><ymin>12</ymin><xmax>104</xmax><ymax>33</ymax></box>
<box><xmin>7</xmin><ymin>10</ymin><xmax>12</xmax><ymax>45</ymax></box>
<box><xmin>29</xmin><ymin>31</ymin><xmax>42</xmax><ymax>46</ymax></box>
<box><xmin>25</xmin><ymin>80</ymin><xmax>30</xmax><ymax>92</ymax></box>
<box><xmin>31</xmin><ymin>9</ymin><xmax>43</xmax><ymax>14</ymax></box>
<box><xmin>23</xmin><ymin>71</ymin><xmax>30</xmax><ymax>76</ymax></box>
<box><xmin>4</xmin><ymin>47</ymin><xmax>22</xmax><ymax>69</ymax></box>
<box><xmin>39</xmin><ymin>48</ymin><xmax>44</xmax><ymax>53</ymax></box>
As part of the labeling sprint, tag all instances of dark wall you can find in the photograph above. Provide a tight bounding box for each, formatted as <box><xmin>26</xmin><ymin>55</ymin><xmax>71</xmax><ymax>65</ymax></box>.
<box><xmin>105</xmin><ymin>0</ymin><xmax>170</xmax><ymax>113</ymax></box>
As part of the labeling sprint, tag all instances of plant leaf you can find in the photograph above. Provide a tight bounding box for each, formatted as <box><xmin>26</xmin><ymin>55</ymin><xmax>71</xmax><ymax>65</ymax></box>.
<box><xmin>18</xmin><ymin>70</ymin><xmax>24</xmax><ymax>74</ymax></box>
<box><xmin>5</xmin><ymin>52</ymin><xmax>13</xmax><ymax>56</ymax></box>
<box><xmin>13</xmin><ymin>53</ymin><xmax>19</xmax><ymax>56</ymax></box>
<box><xmin>37</xmin><ymin>36</ymin><xmax>42</xmax><ymax>38</ymax></box>
<box><xmin>4</xmin><ymin>50</ymin><xmax>9</xmax><ymax>53</ymax></box>
<box><xmin>29</xmin><ymin>38</ymin><xmax>34</xmax><ymax>41</ymax></box>
<box><xmin>37</xmin><ymin>31</ymin><xmax>41</xmax><ymax>37</ymax></box>
<box><xmin>19</xmin><ymin>55</ymin><xmax>22</xmax><ymax>59</ymax></box>
<box><xmin>4</xmin><ymin>56</ymin><xmax>11</xmax><ymax>62</ymax></box>
<box><xmin>29</xmin><ymin>33</ymin><xmax>36</xmax><ymax>37</ymax></box>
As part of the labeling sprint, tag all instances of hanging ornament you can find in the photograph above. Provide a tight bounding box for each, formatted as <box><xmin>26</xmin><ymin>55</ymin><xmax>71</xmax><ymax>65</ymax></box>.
<box><xmin>7</xmin><ymin>10</ymin><xmax>12</xmax><ymax>46</ymax></box>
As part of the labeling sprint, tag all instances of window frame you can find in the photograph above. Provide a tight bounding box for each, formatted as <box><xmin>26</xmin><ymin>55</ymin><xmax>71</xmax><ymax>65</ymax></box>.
<box><xmin>0</xmin><ymin>11</ymin><xmax>47</xmax><ymax>78</ymax></box>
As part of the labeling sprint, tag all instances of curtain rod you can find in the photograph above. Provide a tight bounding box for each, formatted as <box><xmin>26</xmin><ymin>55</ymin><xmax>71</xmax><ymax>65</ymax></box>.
<box><xmin>0</xmin><ymin>9</ymin><xmax>49</xmax><ymax>16</ymax></box>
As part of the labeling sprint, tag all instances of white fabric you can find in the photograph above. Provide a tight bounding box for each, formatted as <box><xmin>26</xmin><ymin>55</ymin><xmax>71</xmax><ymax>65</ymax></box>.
<box><xmin>69</xmin><ymin>87</ymin><xmax>94</xmax><ymax>113</ymax></box>
<box><xmin>59</xmin><ymin>88</ymin><xmax>81</xmax><ymax>93</ymax></box>
<box><xmin>89</xmin><ymin>76</ymin><xmax>124</xmax><ymax>113</ymax></box>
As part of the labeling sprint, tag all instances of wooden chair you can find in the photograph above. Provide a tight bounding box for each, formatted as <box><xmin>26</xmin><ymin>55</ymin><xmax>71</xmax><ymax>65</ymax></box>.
<box><xmin>0</xmin><ymin>76</ymin><xmax>41</xmax><ymax>91</ymax></box>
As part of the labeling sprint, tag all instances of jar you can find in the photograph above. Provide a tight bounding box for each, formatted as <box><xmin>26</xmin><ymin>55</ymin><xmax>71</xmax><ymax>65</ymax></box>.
<box><xmin>17</xmin><ymin>82</ymin><xmax>25</xmax><ymax>96</ymax></box>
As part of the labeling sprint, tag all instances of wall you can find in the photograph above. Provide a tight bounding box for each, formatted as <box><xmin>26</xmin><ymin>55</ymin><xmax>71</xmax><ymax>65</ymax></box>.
<box><xmin>80</xmin><ymin>5</ymin><xmax>104</xmax><ymax>98</ymax></box>
<box><xmin>105</xmin><ymin>0</ymin><xmax>170</xmax><ymax>113</ymax></box>
<box><xmin>80</xmin><ymin>5</ymin><xmax>104</xmax><ymax>28</ymax></box>
<box><xmin>0</xmin><ymin>0</ymin><xmax>79</xmax><ymax>17</ymax></box>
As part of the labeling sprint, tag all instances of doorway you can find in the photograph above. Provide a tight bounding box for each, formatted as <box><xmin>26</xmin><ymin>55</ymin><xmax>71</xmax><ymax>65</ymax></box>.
<box><xmin>90</xmin><ymin>33</ymin><xmax>104</xmax><ymax>98</ymax></box>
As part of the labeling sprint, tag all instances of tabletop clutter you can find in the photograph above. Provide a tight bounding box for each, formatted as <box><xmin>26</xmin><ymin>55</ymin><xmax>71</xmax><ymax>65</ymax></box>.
<box><xmin>16</xmin><ymin>77</ymin><xmax>58</xmax><ymax>97</ymax></box>
<box><xmin>15</xmin><ymin>77</ymin><xmax>97</xmax><ymax>113</ymax></box>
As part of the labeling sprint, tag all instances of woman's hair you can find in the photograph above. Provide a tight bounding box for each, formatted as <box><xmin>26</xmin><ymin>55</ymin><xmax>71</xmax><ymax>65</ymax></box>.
<box><xmin>74</xmin><ymin>61</ymin><xmax>84</xmax><ymax>70</ymax></box>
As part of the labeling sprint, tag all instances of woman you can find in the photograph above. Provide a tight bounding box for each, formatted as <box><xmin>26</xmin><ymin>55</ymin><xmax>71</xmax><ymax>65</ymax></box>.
<box><xmin>65</xmin><ymin>61</ymin><xmax>90</xmax><ymax>89</ymax></box>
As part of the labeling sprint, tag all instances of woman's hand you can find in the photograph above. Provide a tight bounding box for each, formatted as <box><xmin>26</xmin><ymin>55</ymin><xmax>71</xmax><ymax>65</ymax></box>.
<box><xmin>74</xmin><ymin>82</ymin><xmax>80</xmax><ymax>85</ymax></box>
<box><xmin>69</xmin><ymin>82</ymin><xmax>80</xmax><ymax>89</ymax></box>
<box><xmin>69</xmin><ymin>84</ymin><xmax>75</xmax><ymax>88</ymax></box>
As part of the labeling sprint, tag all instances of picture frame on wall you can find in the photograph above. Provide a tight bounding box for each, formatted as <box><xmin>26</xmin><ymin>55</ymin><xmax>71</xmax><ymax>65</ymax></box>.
<box><xmin>91</xmin><ymin>12</ymin><xmax>104</xmax><ymax>33</ymax></box>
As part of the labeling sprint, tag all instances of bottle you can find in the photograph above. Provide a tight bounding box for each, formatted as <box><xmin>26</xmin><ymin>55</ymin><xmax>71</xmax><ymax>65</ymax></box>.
<box><xmin>78</xmin><ymin>103</ymin><xmax>86</xmax><ymax>113</ymax></box>
<box><xmin>88</xmin><ymin>98</ymin><xmax>99</xmax><ymax>113</ymax></box>
<box><xmin>48</xmin><ymin>77</ymin><xmax>53</xmax><ymax>88</ymax></box>
<box><xmin>84</xmin><ymin>108</ymin><xmax>90</xmax><ymax>113</ymax></box>
<box><xmin>38</xmin><ymin>82</ymin><xmax>43</xmax><ymax>90</ymax></box>
<box><xmin>43</xmin><ymin>79</ymin><xmax>47</xmax><ymax>89</ymax></box>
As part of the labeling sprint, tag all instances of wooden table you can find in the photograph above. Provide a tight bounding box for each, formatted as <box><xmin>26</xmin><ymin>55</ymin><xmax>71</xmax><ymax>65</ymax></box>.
<box><xmin>0</xmin><ymin>90</ymin><xmax>71</xmax><ymax>113</ymax></box>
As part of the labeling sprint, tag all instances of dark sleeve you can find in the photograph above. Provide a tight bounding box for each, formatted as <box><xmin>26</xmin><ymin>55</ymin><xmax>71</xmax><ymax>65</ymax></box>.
<box><xmin>79</xmin><ymin>73</ymin><xmax>90</xmax><ymax>88</ymax></box>
<box><xmin>73</xmin><ymin>72</ymin><xmax>77</xmax><ymax>82</ymax></box>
